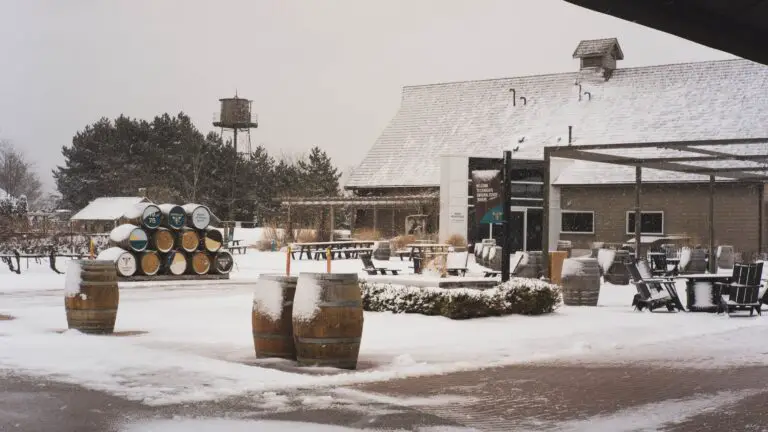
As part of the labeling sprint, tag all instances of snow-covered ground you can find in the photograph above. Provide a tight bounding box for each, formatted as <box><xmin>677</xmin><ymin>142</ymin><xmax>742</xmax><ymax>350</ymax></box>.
<box><xmin>2</xmin><ymin>252</ymin><xmax>768</xmax><ymax>406</ymax></box>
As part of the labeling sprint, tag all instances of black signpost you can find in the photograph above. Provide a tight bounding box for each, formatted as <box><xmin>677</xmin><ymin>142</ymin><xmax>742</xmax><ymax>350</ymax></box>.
<box><xmin>501</xmin><ymin>151</ymin><xmax>512</xmax><ymax>282</ymax></box>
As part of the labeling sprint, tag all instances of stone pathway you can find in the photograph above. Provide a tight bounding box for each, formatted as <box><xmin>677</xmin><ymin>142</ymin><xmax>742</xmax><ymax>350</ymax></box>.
<box><xmin>3</xmin><ymin>364</ymin><xmax>768</xmax><ymax>431</ymax></box>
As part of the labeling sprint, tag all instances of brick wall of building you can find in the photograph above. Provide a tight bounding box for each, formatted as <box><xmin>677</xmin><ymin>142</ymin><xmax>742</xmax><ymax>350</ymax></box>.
<box><xmin>559</xmin><ymin>183</ymin><xmax>764</xmax><ymax>258</ymax></box>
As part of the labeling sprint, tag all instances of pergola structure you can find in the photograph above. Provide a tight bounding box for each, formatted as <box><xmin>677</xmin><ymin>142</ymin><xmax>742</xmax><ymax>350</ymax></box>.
<box><xmin>278</xmin><ymin>194</ymin><xmax>439</xmax><ymax>241</ymax></box>
<box><xmin>533</xmin><ymin>138</ymin><xmax>768</xmax><ymax>278</ymax></box>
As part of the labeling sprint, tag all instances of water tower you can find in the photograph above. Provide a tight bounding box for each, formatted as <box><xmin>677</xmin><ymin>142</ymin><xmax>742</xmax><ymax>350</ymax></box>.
<box><xmin>213</xmin><ymin>94</ymin><xmax>258</xmax><ymax>154</ymax></box>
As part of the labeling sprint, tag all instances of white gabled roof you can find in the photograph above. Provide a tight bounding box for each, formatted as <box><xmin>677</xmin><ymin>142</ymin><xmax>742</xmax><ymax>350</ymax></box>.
<box><xmin>346</xmin><ymin>58</ymin><xmax>768</xmax><ymax>189</ymax></box>
<box><xmin>70</xmin><ymin>197</ymin><xmax>149</xmax><ymax>221</ymax></box>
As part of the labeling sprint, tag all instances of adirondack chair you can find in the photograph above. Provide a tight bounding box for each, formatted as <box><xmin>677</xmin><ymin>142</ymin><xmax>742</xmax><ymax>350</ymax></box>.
<box><xmin>446</xmin><ymin>251</ymin><xmax>469</xmax><ymax>276</ymax></box>
<box><xmin>626</xmin><ymin>260</ymin><xmax>684</xmax><ymax>312</ymax></box>
<box><xmin>360</xmin><ymin>254</ymin><xmax>400</xmax><ymax>276</ymax></box>
<box><xmin>717</xmin><ymin>263</ymin><xmax>763</xmax><ymax>316</ymax></box>
<box><xmin>649</xmin><ymin>253</ymin><xmax>672</xmax><ymax>277</ymax></box>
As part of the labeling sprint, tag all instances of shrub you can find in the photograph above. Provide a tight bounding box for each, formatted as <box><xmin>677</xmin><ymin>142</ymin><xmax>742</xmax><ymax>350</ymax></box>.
<box><xmin>257</xmin><ymin>225</ymin><xmax>287</xmax><ymax>251</ymax></box>
<box><xmin>391</xmin><ymin>234</ymin><xmax>416</xmax><ymax>251</ymax></box>
<box><xmin>295</xmin><ymin>229</ymin><xmax>317</xmax><ymax>243</ymax></box>
<box><xmin>445</xmin><ymin>234</ymin><xmax>467</xmax><ymax>248</ymax></box>
<box><xmin>353</xmin><ymin>228</ymin><xmax>382</xmax><ymax>241</ymax></box>
<box><xmin>360</xmin><ymin>278</ymin><xmax>560</xmax><ymax>319</ymax></box>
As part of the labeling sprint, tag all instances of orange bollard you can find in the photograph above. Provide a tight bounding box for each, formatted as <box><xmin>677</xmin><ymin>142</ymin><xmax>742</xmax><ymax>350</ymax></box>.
<box><xmin>286</xmin><ymin>246</ymin><xmax>292</xmax><ymax>276</ymax></box>
<box><xmin>326</xmin><ymin>247</ymin><xmax>332</xmax><ymax>273</ymax></box>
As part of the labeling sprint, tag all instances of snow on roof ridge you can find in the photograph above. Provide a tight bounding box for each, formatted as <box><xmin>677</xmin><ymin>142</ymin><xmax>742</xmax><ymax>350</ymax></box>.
<box><xmin>401</xmin><ymin>58</ymin><xmax>746</xmax><ymax>90</ymax></box>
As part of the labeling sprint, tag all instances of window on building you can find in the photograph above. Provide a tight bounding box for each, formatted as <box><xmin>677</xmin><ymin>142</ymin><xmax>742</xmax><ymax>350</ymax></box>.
<box><xmin>561</xmin><ymin>211</ymin><xmax>594</xmax><ymax>234</ymax></box>
<box><xmin>626</xmin><ymin>211</ymin><xmax>664</xmax><ymax>235</ymax></box>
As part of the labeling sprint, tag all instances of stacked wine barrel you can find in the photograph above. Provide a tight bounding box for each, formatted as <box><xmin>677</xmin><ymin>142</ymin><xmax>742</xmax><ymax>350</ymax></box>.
<box><xmin>97</xmin><ymin>202</ymin><xmax>234</xmax><ymax>279</ymax></box>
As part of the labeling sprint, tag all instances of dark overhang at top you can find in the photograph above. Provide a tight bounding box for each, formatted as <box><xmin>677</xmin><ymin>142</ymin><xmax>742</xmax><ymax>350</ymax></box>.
<box><xmin>564</xmin><ymin>0</ymin><xmax>768</xmax><ymax>66</ymax></box>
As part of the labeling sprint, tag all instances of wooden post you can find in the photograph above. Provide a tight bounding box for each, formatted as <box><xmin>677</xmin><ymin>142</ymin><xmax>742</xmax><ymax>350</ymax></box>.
<box><xmin>89</xmin><ymin>238</ymin><xmax>95</xmax><ymax>259</ymax></box>
<box><xmin>329</xmin><ymin>206</ymin><xmax>335</xmax><ymax>242</ymax></box>
<box><xmin>326</xmin><ymin>247</ymin><xmax>332</xmax><ymax>273</ymax></box>
<box><xmin>542</xmin><ymin>148</ymin><xmax>551</xmax><ymax>279</ymax></box>
<box><xmin>373</xmin><ymin>206</ymin><xmax>378</xmax><ymax>233</ymax></box>
<box><xmin>634</xmin><ymin>166</ymin><xmax>642</xmax><ymax>261</ymax></box>
<box><xmin>709</xmin><ymin>175</ymin><xmax>716</xmax><ymax>273</ymax></box>
<box><xmin>391</xmin><ymin>208</ymin><xmax>396</xmax><ymax>238</ymax></box>
<box><xmin>286</xmin><ymin>246</ymin><xmax>292</xmax><ymax>276</ymax></box>
<box><xmin>758</xmin><ymin>184</ymin><xmax>764</xmax><ymax>256</ymax></box>
<box><xmin>501</xmin><ymin>150</ymin><xmax>512</xmax><ymax>282</ymax></box>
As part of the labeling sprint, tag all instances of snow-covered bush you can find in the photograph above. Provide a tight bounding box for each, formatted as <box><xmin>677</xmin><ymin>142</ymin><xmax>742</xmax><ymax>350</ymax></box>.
<box><xmin>360</xmin><ymin>278</ymin><xmax>560</xmax><ymax>319</ymax></box>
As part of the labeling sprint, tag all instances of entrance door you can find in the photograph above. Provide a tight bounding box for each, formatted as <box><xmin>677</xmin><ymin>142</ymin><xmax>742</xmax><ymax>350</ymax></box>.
<box><xmin>509</xmin><ymin>210</ymin><xmax>526</xmax><ymax>252</ymax></box>
<box><xmin>526</xmin><ymin>208</ymin><xmax>543</xmax><ymax>251</ymax></box>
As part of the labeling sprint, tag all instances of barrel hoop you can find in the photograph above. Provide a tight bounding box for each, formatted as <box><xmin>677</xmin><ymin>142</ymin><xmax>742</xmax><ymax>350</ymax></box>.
<box><xmin>252</xmin><ymin>331</ymin><xmax>291</xmax><ymax>340</ymax></box>
<box><xmin>295</xmin><ymin>337</ymin><xmax>361</xmax><ymax>344</ymax></box>
<box><xmin>316</xmin><ymin>300</ymin><xmax>361</xmax><ymax>308</ymax></box>
<box><xmin>67</xmin><ymin>308</ymin><xmax>118</xmax><ymax>313</ymax></box>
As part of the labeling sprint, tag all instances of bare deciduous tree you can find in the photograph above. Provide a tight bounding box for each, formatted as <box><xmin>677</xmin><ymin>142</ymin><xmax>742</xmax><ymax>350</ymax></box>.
<box><xmin>0</xmin><ymin>141</ymin><xmax>42</xmax><ymax>205</ymax></box>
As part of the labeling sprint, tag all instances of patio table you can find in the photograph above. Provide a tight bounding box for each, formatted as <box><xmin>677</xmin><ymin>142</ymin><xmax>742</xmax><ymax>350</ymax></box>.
<box><xmin>674</xmin><ymin>273</ymin><xmax>732</xmax><ymax>312</ymax></box>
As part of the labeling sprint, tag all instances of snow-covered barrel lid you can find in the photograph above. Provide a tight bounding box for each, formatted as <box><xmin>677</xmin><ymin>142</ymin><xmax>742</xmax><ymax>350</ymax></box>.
<box><xmin>158</xmin><ymin>203</ymin><xmax>186</xmax><ymax>230</ymax></box>
<box><xmin>123</xmin><ymin>203</ymin><xmax>161</xmax><ymax>230</ymax></box>
<box><xmin>182</xmin><ymin>203</ymin><xmax>211</xmax><ymax>230</ymax></box>
<box><xmin>97</xmin><ymin>246</ymin><xmax>137</xmax><ymax>277</ymax></box>
<box><xmin>110</xmin><ymin>224</ymin><xmax>149</xmax><ymax>252</ymax></box>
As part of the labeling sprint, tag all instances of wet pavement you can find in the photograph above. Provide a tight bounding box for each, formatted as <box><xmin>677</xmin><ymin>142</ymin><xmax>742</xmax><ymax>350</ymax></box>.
<box><xmin>2</xmin><ymin>363</ymin><xmax>768</xmax><ymax>431</ymax></box>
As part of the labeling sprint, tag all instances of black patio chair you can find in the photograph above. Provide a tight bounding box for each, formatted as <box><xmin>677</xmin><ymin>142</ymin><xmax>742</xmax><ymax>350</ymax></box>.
<box><xmin>626</xmin><ymin>260</ymin><xmax>684</xmax><ymax>312</ymax></box>
<box><xmin>718</xmin><ymin>263</ymin><xmax>763</xmax><ymax>316</ymax></box>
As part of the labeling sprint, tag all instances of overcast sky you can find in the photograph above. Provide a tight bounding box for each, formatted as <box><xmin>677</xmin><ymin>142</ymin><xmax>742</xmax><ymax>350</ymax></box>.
<box><xmin>0</xmin><ymin>0</ymin><xmax>735</xmax><ymax>194</ymax></box>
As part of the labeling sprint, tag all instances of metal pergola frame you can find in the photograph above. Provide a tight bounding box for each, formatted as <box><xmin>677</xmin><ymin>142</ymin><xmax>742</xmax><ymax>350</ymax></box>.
<box><xmin>537</xmin><ymin>138</ymin><xmax>768</xmax><ymax>277</ymax></box>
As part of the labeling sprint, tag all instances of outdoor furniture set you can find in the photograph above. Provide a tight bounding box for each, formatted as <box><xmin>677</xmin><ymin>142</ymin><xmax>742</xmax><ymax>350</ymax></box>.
<box><xmin>627</xmin><ymin>259</ymin><xmax>765</xmax><ymax>317</ymax></box>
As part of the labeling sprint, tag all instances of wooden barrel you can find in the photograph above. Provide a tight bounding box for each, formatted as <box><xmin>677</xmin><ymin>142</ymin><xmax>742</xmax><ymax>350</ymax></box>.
<box><xmin>150</xmin><ymin>227</ymin><xmax>176</xmax><ymax>253</ymax></box>
<box><xmin>252</xmin><ymin>275</ymin><xmax>297</xmax><ymax>360</ymax></box>
<box><xmin>292</xmin><ymin>273</ymin><xmax>363</xmax><ymax>370</ymax></box>
<box><xmin>180</xmin><ymin>228</ymin><xmax>200</xmax><ymax>253</ymax></box>
<box><xmin>515</xmin><ymin>251</ymin><xmax>543</xmax><ymax>278</ymax></box>
<box><xmin>687</xmin><ymin>248</ymin><xmax>708</xmax><ymax>273</ymax></box>
<box><xmin>372</xmin><ymin>241</ymin><xmax>391</xmax><ymax>261</ymax></box>
<box><xmin>716</xmin><ymin>245</ymin><xmax>735</xmax><ymax>270</ymax></box>
<box><xmin>96</xmin><ymin>247</ymin><xmax>137</xmax><ymax>277</ymax></box>
<box><xmin>158</xmin><ymin>204</ymin><xmax>186</xmax><ymax>230</ymax></box>
<box><xmin>209</xmin><ymin>250</ymin><xmax>234</xmax><ymax>274</ymax></box>
<box><xmin>489</xmin><ymin>246</ymin><xmax>501</xmax><ymax>271</ymax></box>
<box><xmin>64</xmin><ymin>260</ymin><xmax>119</xmax><ymax>334</ymax></box>
<box><xmin>123</xmin><ymin>203</ymin><xmax>162</xmax><ymax>230</ymax></box>
<box><xmin>561</xmin><ymin>258</ymin><xmax>601</xmax><ymax>306</ymax></box>
<box><xmin>557</xmin><ymin>240</ymin><xmax>573</xmax><ymax>257</ymax></box>
<box><xmin>109</xmin><ymin>224</ymin><xmax>148</xmax><ymax>252</ymax></box>
<box><xmin>187</xmin><ymin>251</ymin><xmax>211</xmax><ymax>275</ymax></box>
<box><xmin>202</xmin><ymin>227</ymin><xmax>224</xmax><ymax>253</ymax></box>
<box><xmin>137</xmin><ymin>250</ymin><xmax>161</xmax><ymax>276</ymax></box>
<box><xmin>164</xmin><ymin>250</ymin><xmax>187</xmax><ymax>276</ymax></box>
<box><xmin>182</xmin><ymin>203</ymin><xmax>212</xmax><ymax>230</ymax></box>
<box><xmin>604</xmin><ymin>249</ymin><xmax>631</xmax><ymax>285</ymax></box>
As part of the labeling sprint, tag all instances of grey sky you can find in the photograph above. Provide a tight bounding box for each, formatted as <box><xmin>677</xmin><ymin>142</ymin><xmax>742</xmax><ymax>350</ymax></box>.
<box><xmin>0</xmin><ymin>0</ymin><xmax>734</xmax><ymax>193</ymax></box>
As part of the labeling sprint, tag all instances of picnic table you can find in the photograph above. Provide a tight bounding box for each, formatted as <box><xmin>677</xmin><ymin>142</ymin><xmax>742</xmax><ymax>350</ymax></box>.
<box><xmin>227</xmin><ymin>239</ymin><xmax>248</xmax><ymax>254</ymax></box>
<box><xmin>291</xmin><ymin>241</ymin><xmax>375</xmax><ymax>260</ymax></box>
<box><xmin>403</xmin><ymin>243</ymin><xmax>451</xmax><ymax>261</ymax></box>
<box><xmin>674</xmin><ymin>273</ymin><xmax>733</xmax><ymax>312</ymax></box>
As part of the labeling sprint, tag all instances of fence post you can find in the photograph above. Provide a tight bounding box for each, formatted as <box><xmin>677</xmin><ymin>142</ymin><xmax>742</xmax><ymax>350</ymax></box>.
<box><xmin>326</xmin><ymin>247</ymin><xmax>332</xmax><ymax>273</ymax></box>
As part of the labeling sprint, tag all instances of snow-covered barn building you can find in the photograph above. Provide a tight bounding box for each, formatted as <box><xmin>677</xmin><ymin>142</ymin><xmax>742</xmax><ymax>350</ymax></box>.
<box><xmin>346</xmin><ymin>38</ymin><xmax>768</xmax><ymax>258</ymax></box>
<box><xmin>70</xmin><ymin>196</ymin><xmax>150</xmax><ymax>233</ymax></box>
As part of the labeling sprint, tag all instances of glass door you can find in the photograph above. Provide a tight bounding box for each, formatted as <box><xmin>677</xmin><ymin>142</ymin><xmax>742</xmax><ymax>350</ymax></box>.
<box><xmin>509</xmin><ymin>208</ymin><xmax>526</xmax><ymax>252</ymax></box>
